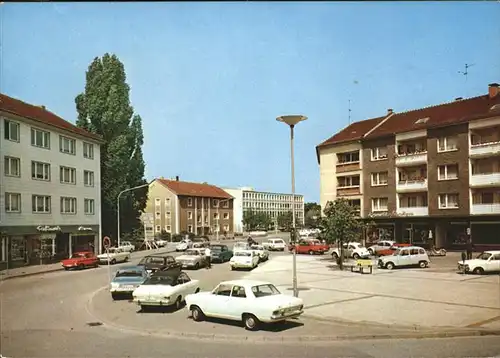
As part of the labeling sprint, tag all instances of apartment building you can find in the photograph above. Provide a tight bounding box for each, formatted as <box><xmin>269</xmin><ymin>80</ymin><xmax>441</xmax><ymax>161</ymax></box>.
<box><xmin>0</xmin><ymin>93</ymin><xmax>102</xmax><ymax>269</ymax></box>
<box><xmin>317</xmin><ymin>83</ymin><xmax>500</xmax><ymax>251</ymax></box>
<box><xmin>144</xmin><ymin>177</ymin><xmax>234</xmax><ymax>236</ymax></box>
<box><xmin>223</xmin><ymin>187</ymin><xmax>305</xmax><ymax>233</ymax></box>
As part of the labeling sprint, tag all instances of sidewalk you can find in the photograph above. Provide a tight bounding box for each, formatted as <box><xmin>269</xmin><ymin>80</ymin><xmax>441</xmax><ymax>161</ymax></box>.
<box><xmin>242</xmin><ymin>254</ymin><xmax>500</xmax><ymax>330</ymax></box>
<box><xmin>0</xmin><ymin>244</ymin><xmax>176</xmax><ymax>281</ymax></box>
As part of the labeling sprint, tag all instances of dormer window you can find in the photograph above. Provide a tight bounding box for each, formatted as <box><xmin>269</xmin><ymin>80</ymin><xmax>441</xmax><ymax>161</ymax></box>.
<box><xmin>415</xmin><ymin>117</ymin><xmax>430</xmax><ymax>125</ymax></box>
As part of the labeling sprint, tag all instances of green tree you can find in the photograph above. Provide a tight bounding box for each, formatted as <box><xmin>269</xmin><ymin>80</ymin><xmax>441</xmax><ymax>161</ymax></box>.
<box><xmin>321</xmin><ymin>198</ymin><xmax>364</xmax><ymax>270</ymax></box>
<box><xmin>243</xmin><ymin>209</ymin><xmax>258</xmax><ymax>231</ymax></box>
<box><xmin>255</xmin><ymin>212</ymin><xmax>272</xmax><ymax>230</ymax></box>
<box><xmin>75</xmin><ymin>53</ymin><xmax>148</xmax><ymax>241</ymax></box>
<box><xmin>277</xmin><ymin>211</ymin><xmax>293</xmax><ymax>231</ymax></box>
<box><xmin>304</xmin><ymin>202</ymin><xmax>321</xmax><ymax>228</ymax></box>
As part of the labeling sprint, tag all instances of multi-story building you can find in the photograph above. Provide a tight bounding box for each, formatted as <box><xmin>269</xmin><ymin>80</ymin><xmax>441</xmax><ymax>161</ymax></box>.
<box><xmin>144</xmin><ymin>177</ymin><xmax>234</xmax><ymax>236</ymax></box>
<box><xmin>316</xmin><ymin>83</ymin><xmax>500</xmax><ymax>251</ymax></box>
<box><xmin>0</xmin><ymin>93</ymin><xmax>103</xmax><ymax>269</ymax></box>
<box><xmin>223</xmin><ymin>187</ymin><xmax>305</xmax><ymax>233</ymax></box>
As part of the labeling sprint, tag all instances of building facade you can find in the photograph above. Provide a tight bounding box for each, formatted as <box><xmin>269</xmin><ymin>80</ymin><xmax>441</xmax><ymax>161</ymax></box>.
<box><xmin>223</xmin><ymin>187</ymin><xmax>305</xmax><ymax>233</ymax></box>
<box><xmin>143</xmin><ymin>177</ymin><xmax>234</xmax><ymax>236</ymax></box>
<box><xmin>0</xmin><ymin>93</ymin><xmax>102</xmax><ymax>269</ymax></box>
<box><xmin>317</xmin><ymin>83</ymin><xmax>500</xmax><ymax>251</ymax></box>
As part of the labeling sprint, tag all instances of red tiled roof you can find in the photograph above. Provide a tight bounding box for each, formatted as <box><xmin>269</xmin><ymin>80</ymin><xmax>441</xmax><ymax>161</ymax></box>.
<box><xmin>0</xmin><ymin>93</ymin><xmax>102</xmax><ymax>141</ymax></box>
<box><xmin>365</xmin><ymin>94</ymin><xmax>500</xmax><ymax>139</ymax></box>
<box><xmin>157</xmin><ymin>179</ymin><xmax>233</xmax><ymax>199</ymax></box>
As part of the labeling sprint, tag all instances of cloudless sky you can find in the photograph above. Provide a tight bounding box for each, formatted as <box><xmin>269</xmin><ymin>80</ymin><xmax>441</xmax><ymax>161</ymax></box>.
<box><xmin>2</xmin><ymin>2</ymin><xmax>499</xmax><ymax>203</ymax></box>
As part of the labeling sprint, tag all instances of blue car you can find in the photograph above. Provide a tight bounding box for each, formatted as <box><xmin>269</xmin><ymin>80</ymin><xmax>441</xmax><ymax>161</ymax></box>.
<box><xmin>110</xmin><ymin>265</ymin><xmax>148</xmax><ymax>300</ymax></box>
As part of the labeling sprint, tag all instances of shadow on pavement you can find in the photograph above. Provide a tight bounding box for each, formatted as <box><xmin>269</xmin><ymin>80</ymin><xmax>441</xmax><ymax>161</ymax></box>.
<box><xmin>187</xmin><ymin>316</ymin><xmax>304</xmax><ymax>332</ymax></box>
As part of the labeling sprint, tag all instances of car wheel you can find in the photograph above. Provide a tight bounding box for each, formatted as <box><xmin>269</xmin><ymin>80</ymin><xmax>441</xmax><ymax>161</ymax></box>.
<box><xmin>472</xmin><ymin>267</ymin><xmax>484</xmax><ymax>275</ymax></box>
<box><xmin>231</xmin><ymin>266</ymin><xmax>235</xmax><ymax>271</ymax></box>
<box><xmin>140</xmin><ymin>305</ymin><xmax>149</xmax><ymax>312</ymax></box>
<box><xmin>243</xmin><ymin>313</ymin><xmax>259</xmax><ymax>331</ymax></box>
<box><xmin>111</xmin><ymin>293</ymin><xmax>118</xmax><ymax>300</ymax></box>
<box><xmin>191</xmin><ymin>305</ymin><xmax>205</xmax><ymax>322</ymax></box>
<box><xmin>78</xmin><ymin>264</ymin><xmax>85</xmax><ymax>270</ymax></box>
<box><xmin>353</xmin><ymin>253</ymin><xmax>360</xmax><ymax>260</ymax></box>
<box><xmin>194</xmin><ymin>263</ymin><xmax>199</xmax><ymax>270</ymax></box>
<box><xmin>64</xmin><ymin>267</ymin><xmax>70</xmax><ymax>271</ymax></box>
<box><xmin>385</xmin><ymin>262</ymin><xmax>395</xmax><ymax>270</ymax></box>
<box><xmin>368</xmin><ymin>249</ymin><xmax>374</xmax><ymax>256</ymax></box>
<box><xmin>174</xmin><ymin>296</ymin><xmax>183</xmax><ymax>310</ymax></box>
<box><xmin>308</xmin><ymin>250</ymin><xmax>314</xmax><ymax>255</ymax></box>
<box><xmin>419</xmin><ymin>261</ymin><xmax>427</xmax><ymax>268</ymax></box>
<box><xmin>195</xmin><ymin>288</ymin><xmax>200</xmax><ymax>293</ymax></box>
<box><xmin>124</xmin><ymin>256</ymin><xmax>129</xmax><ymax>262</ymax></box>
<box><xmin>111</xmin><ymin>259</ymin><xmax>117</xmax><ymax>265</ymax></box>
<box><xmin>332</xmin><ymin>252</ymin><xmax>339</xmax><ymax>260</ymax></box>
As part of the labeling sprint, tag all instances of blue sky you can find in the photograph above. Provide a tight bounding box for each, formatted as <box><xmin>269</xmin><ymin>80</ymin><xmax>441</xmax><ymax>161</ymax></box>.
<box><xmin>2</xmin><ymin>2</ymin><xmax>499</xmax><ymax>203</ymax></box>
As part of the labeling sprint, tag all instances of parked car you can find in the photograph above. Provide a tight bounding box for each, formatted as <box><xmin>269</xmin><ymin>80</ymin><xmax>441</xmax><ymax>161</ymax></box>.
<box><xmin>133</xmin><ymin>271</ymin><xmax>200</xmax><ymax>311</ymax></box>
<box><xmin>176</xmin><ymin>239</ymin><xmax>192</xmax><ymax>252</ymax></box>
<box><xmin>97</xmin><ymin>247</ymin><xmax>130</xmax><ymax>264</ymax></box>
<box><xmin>378</xmin><ymin>246</ymin><xmax>430</xmax><ymax>270</ymax></box>
<box><xmin>262</xmin><ymin>238</ymin><xmax>286</xmax><ymax>251</ymax></box>
<box><xmin>192</xmin><ymin>242</ymin><xmax>209</xmax><ymax>249</ymax></box>
<box><xmin>457</xmin><ymin>251</ymin><xmax>500</xmax><ymax>275</ymax></box>
<box><xmin>61</xmin><ymin>251</ymin><xmax>99</xmax><ymax>270</ymax></box>
<box><xmin>185</xmin><ymin>279</ymin><xmax>304</xmax><ymax>331</ymax></box>
<box><xmin>210</xmin><ymin>244</ymin><xmax>233</xmax><ymax>263</ymax></box>
<box><xmin>331</xmin><ymin>242</ymin><xmax>370</xmax><ymax>260</ymax></box>
<box><xmin>368</xmin><ymin>240</ymin><xmax>411</xmax><ymax>256</ymax></box>
<box><xmin>138</xmin><ymin>254</ymin><xmax>182</xmax><ymax>274</ymax></box>
<box><xmin>289</xmin><ymin>239</ymin><xmax>329</xmax><ymax>255</ymax></box>
<box><xmin>175</xmin><ymin>248</ymin><xmax>207</xmax><ymax>270</ymax></box>
<box><xmin>250</xmin><ymin>244</ymin><xmax>269</xmax><ymax>262</ymax></box>
<box><xmin>110</xmin><ymin>265</ymin><xmax>148</xmax><ymax>300</ymax></box>
<box><xmin>155</xmin><ymin>239</ymin><xmax>169</xmax><ymax>248</ymax></box>
<box><xmin>230</xmin><ymin>250</ymin><xmax>260</xmax><ymax>270</ymax></box>
<box><xmin>118</xmin><ymin>241</ymin><xmax>135</xmax><ymax>253</ymax></box>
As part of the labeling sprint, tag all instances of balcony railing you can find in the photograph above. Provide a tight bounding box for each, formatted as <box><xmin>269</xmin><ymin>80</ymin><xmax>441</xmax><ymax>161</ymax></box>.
<box><xmin>470</xmin><ymin>203</ymin><xmax>500</xmax><ymax>215</ymax></box>
<box><xmin>470</xmin><ymin>140</ymin><xmax>500</xmax><ymax>157</ymax></box>
<box><xmin>469</xmin><ymin>173</ymin><xmax>500</xmax><ymax>187</ymax></box>
<box><xmin>397</xmin><ymin>206</ymin><xmax>429</xmax><ymax>217</ymax></box>
<box><xmin>336</xmin><ymin>186</ymin><xmax>361</xmax><ymax>196</ymax></box>
<box><xmin>336</xmin><ymin>161</ymin><xmax>360</xmax><ymax>173</ymax></box>
<box><xmin>396</xmin><ymin>178</ymin><xmax>428</xmax><ymax>192</ymax></box>
<box><xmin>395</xmin><ymin>151</ymin><xmax>427</xmax><ymax>166</ymax></box>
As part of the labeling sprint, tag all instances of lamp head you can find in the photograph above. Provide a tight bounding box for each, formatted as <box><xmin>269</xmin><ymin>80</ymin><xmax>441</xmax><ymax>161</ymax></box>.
<box><xmin>276</xmin><ymin>115</ymin><xmax>308</xmax><ymax>127</ymax></box>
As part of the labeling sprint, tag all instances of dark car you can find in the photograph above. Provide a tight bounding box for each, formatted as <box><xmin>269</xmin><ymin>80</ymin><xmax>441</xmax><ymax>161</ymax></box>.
<box><xmin>210</xmin><ymin>244</ymin><xmax>233</xmax><ymax>263</ymax></box>
<box><xmin>138</xmin><ymin>254</ymin><xmax>182</xmax><ymax>274</ymax></box>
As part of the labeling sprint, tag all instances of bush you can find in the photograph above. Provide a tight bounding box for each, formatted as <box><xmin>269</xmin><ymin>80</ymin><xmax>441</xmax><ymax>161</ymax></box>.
<box><xmin>171</xmin><ymin>234</ymin><xmax>183</xmax><ymax>242</ymax></box>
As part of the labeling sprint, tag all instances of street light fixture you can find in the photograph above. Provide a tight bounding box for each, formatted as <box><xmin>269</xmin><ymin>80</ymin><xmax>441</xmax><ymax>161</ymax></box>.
<box><xmin>276</xmin><ymin>114</ymin><xmax>308</xmax><ymax>298</ymax></box>
<box><xmin>117</xmin><ymin>183</ymin><xmax>150</xmax><ymax>247</ymax></box>
<box><xmin>216</xmin><ymin>198</ymin><xmax>232</xmax><ymax>241</ymax></box>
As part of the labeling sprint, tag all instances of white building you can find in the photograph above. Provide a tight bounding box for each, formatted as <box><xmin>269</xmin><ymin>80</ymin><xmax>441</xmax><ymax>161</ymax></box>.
<box><xmin>223</xmin><ymin>187</ymin><xmax>305</xmax><ymax>233</ymax></box>
<box><xmin>0</xmin><ymin>93</ymin><xmax>102</xmax><ymax>269</ymax></box>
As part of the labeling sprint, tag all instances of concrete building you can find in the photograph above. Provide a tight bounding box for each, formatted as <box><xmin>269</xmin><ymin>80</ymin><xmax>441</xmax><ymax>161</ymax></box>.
<box><xmin>0</xmin><ymin>93</ymin><xmax>103</xmax><ymax>269</ymax></box>
<box><xmin>144</xmin><ymin>177</ymin><xmax>234</xmax><ymax>236</ymax></box>
<box><xmin>316</xmin><ymin>83</ymin><xmax>500</xmax><ymax>251</ymax></box>
<box><xmin>223</xmin><ymin>187</ymin><xmax>305</xmax><ymax>233</ymax></box>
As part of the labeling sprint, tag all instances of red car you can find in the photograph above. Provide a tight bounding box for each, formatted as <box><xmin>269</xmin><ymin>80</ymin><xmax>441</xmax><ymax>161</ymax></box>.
<box><xmin>61</xmin><ymin>251</ymin><xmax>99</xmax><ymax>270</ymax></box>
<box><xmin>289</xmin><ymin>239</ymin><xmax>329</xmax><ymax>255</ymax></box>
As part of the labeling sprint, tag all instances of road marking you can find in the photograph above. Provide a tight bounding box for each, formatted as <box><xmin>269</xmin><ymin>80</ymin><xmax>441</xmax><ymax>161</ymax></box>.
<box><xmin>466</xmin><ymin>315</ymin><xmax>500</xmax><ymax>328</ymax></box>
<box><xmin>305</xmin><ymin>295</ymin><xmax>376</xmax><ymax>310</ymax></box>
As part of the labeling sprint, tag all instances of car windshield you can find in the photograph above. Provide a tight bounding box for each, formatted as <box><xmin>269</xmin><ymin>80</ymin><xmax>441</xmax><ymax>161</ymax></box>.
<box><xmin>116</xmin><ymin>270</ymin><xmax>142</xmax><ymax>278</ymax></box>
<box><xmin>476</xmin><ymin>252</ymin><xmax>492</xmax><ymax>260</ymax></box>
<box><xmin>107</xmin><ymin>248</ymin><xmax>118</xmax><ymax>254</ymax></box>
<box><xmin>143</xmin><ymin>276</ymin><xmax>174</xmax><ymax>285</ymax></box>
<box><xmin>71</xmin><ymin>253</ymin><xmax>85</xmax><ymax>258</ymax></box>
<box><xmin>211</xmin><ymin>246</ymin><xmax>222</xmax><ymax>251</ymax></box>
<box><xmin>392</xmin><ymin>249</ymin><xmax>401</xmax><ymax>256</ymax></box>
<box><xmin>138</xmin><ymin>257</ymin><xmax>164</xmax><ymax>265</ymax></box>
<box><xmin>185</xmin><ymin>250</ymin><xmax>200</xmax><ymax>256</ymax></box>
<box><xmin>251</xmin><ymin>284</ymin><xmax>281</xmax><ymax>297</ymax></box>
<box><xmin>235</xmin><ymin>252</ymin><xmax>251</xmax><ymax>257</ymax></box>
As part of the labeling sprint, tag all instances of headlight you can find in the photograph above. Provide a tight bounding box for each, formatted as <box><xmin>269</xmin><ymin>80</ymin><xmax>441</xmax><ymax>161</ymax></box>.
<box><xmin>110</xmin><ymin>283</ymin><xmax>119</xmax><ymax>289</ymax></box>
<box><xmin>164</xmin><ymin>296</ymin><xmax>171</xmax><ymax>300</ymax></box>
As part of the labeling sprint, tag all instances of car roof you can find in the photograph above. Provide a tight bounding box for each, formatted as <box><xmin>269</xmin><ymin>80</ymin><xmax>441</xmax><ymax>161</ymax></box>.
<box><xmin>220</xmin><ymin>279</ymin><xmax>270</xmax><ymax>287</ymax></box>
<box><xmin>150</xmin><ymin>270</ymin><xmax>182</xmax><ymax>280</ymax></box>
<box><xmin>144</xmin><ymin>253</ymin><xmax>174</xmax><ymax>258</ymax></box>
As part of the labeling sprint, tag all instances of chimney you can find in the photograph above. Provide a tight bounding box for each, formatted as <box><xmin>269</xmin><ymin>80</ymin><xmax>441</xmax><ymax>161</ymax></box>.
<box><xmin>488</xmin><ymin>83</ymin><xmax>499</xmax><ymax>99</ymax></box>
<box><xmin>455</xmin><ymin>97</ymin><xmax>463</xmax><ymax>101</ymax></box>
<box><xmin>175</xmin><ymin>176</ymin><xmax>179</xmax><ymax>181</ymax></box>
<box><xmin>40</xmin><ymin>105</ymin><xmax>46</xmax><ymax>110</ymax></box>
<box><xmin>387</xmin><ymin>108</ymin><xmax>393</xmax><ymax>115</ymax></box>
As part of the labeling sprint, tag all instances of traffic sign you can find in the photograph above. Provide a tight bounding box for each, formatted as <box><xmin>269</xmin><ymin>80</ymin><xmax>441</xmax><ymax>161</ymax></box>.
<box><xmin>103</xmin><ymin>236</ymin><xmax>111</xmax><ymax>249</ymax></box>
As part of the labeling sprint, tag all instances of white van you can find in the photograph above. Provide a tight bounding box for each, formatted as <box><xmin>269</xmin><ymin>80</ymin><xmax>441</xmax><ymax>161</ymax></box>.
<box><xmin>378</xmin><ymin>246</ymin><xmax>430</xmax><ymax>270</ymax></box>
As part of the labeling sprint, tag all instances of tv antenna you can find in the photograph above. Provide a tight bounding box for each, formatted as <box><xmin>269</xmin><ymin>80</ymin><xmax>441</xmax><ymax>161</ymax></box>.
<box><xmin>348</xmin><ymin>99</ymin><xmax>352</xmax><ymax>124</ymax></box>
<box><xmin>458</xmin><ymin>63</ymin><xmax>475</xmax><ymax>81</ymax></box>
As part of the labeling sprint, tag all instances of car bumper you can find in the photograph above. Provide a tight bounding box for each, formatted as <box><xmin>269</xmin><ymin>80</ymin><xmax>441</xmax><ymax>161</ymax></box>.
<box><xmin>263</xmin><ymin>310</ymin><xmax>304</xmax><ymax>323</ymax></box>
<box><xmin>180</xmin><ymin>262</ymin><xmax>199</xmax><ymax>268</ymax></box>
<box><xmin>211</xmin><ymin>256</ymin><xmax>223</xmax><ymax>262</ymax></box>
<box><xmin>134</xmin><ymin>298</ymin><xmax>172</xmax><ymax>306</ymax></box>
<box><xmin>62</xmin><ymin>264</ymin><xmax>78</xmax><ymax>268</ymax></box>
<box><xmin>230</xmin><ymin>263</ymin><xmax>254</xmax><ymax>268</ymax></box>
<box><xmin>111</xmin><ymin>285</ymin><xmax>138</xmax><ymax>293</ymax></box>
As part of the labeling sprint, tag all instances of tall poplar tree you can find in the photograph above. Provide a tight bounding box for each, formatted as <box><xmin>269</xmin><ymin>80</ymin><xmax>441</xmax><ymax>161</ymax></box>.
<box><xmin>75</xmin><ymin>53</ymin><xmax>148</xmax><ymax>242</ymax></box>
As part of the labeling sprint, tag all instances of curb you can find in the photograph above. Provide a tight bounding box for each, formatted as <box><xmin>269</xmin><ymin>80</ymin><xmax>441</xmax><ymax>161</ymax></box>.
<box><xmin>85</xmin><ymin>286</ymin><xmax>500</xmax><ymax>343</ymax></box>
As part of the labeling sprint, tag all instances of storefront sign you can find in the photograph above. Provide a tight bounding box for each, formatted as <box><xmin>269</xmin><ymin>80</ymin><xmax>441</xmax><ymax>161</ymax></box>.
<box><xmin>368</xmin><ymin>211</ymin><xmax>413</xmax><ymax>218</ymax></box>
<box><xmin>37</xmin><ymin>225</ymin><xmax>61</xmax><ymax>232</ymax></box>
<box><xmin>78</xmin><ymin>226</ymin><xmax>93</xmax><ymax>231</ymax></box>
<box><xmin>40</xmin><ymin>233</ymin><xmax>57</xmax><ymax>241</ymax></box>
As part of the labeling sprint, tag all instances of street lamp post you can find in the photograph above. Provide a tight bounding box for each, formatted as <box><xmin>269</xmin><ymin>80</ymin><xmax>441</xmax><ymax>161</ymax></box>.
<box><xmin>216</xmin><ymin>198</ymin><xmax>232</xmax><ymax>241</ymax></box>
<box><xmin>276</xmin><ymin>114</ymin><xmax>308</xmax><ymax>298</ymax></box>
<box><xmin>117</xmin><ymin>183</ymin><xmax>150</xmax><ymax>247</ymax></box>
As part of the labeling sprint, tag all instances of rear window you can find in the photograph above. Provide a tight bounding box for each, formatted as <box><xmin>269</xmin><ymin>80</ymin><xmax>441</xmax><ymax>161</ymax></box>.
<box><xmin>116</xmin><ymin>270</ymin><xmax>142</xmax><ymax>278</ymax></box>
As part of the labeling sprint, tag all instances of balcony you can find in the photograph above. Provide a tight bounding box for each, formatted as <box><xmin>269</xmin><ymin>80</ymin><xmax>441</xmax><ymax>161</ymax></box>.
<box><xmin>395</xmin><ymin>151</ymin><xmax>427</xmax><ymax>166</ymax></box>
<box><xmin>470</xmin><ymin>173</ymin><xmax>500</xmax><ymax>187</ymax></box>
<box><xmin>470</xmin><ymin>141</ymin><xmax>500</xmax><ymax>157</ymax></box>
<box><xmin>396</xmin><ymin>179</ymin><xmax>428</xmax><ymax>192</ymax></box>
<box><xmin>471</xmin><ymin>203</ymin><xmax>500</xmax><ymax>215</ymax></box>
<box><xmin>336</xmin><ymin>186</ymin><xmax>361</xmax><ymax>197</ymax></box>
<box><xmin>397</xmin><ymin>206</ymin><xmax>429</xmax><ymax>217</ymax></box>
<box><xmin>470</xmin><ymin>126</ymin><xmax>500</xmax><ymax>158</ymax></box>
<box><xmin>336</xmin><ymin>161</ymin><xmax>360</xmax><ymax>173</ymax></box>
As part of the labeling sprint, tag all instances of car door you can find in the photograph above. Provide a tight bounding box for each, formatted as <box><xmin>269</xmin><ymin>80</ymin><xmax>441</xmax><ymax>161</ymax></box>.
<box><xmin>206</xmin><ymin>284</ymin><xmax>233</xmax><ymax>317</ymax></box>
<box><xmin>176</xmin><ymin>272</ymin><xmax>193</xmax><ymax>297</ymax></box>
<box><xmin>225</xmin><ymin>285</ymin><xmax>248</xmax><ymax>319</ymax></box>
<box><xmin>84</xmin><ymin>253</ymin><xmax>94</xmax><ymax>267</ymax></box>
<box><xmin>397</xmin><ymin>249</ymin><xmax>411</xmax><ymax>267</ymax></box>
<box><xmin>485</xmin><ymin>254</ymin><xmax>500</xmax><ymax>272</ymax></box>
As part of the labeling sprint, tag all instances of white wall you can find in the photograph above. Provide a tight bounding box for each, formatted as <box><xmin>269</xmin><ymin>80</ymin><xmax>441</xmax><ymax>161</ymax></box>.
<box><xmin>222</xmin><ymin>188</ymin><xmax>243</xmax><ymax>233</ymax></box>
<box><xmin>0</xmin><ymin>115</ymin><xmax>101</xmax><ymax>227</ymax></box>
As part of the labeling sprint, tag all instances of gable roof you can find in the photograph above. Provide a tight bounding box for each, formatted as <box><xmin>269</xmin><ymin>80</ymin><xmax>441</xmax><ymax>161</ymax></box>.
<box><xmin>365</xmin><ymin>94</ymin><xmax>500</xmax><ymax>139</ymax></box>
<box><xmin>156</xmin><ymin>179</ymin><xmax>233</xmax><ymax>199</ymax></box>
<box><xmin>0</xmin><ymin>93</ymin><xmax>103</xmax><ymax>142</ymax></box>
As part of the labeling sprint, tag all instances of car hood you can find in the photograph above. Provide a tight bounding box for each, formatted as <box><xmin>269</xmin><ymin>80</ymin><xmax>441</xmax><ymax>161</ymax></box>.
<box><xmin>112</xmin><ymin>276</ymin><xmax>145</xmax><ymax>284</ymax></box>
<box><xmin>61</xmin><ymin>258</ymin><xmax>82</xmax><ymax>265</ymax></box>
<box><xmin>134</xmin><ymin>284</ymin><xmax>176</xmax><ymax>296</ymax></box>
<box><xmin>257</xmin><ymin>294</ymin><xmax>303</xmax><ymax>309</ymax></box>
<box><xmin>231</xmin><ymin>256</ymin><xmax>253</xmax><ymax>262</ymax></box>
<box><xmin>97</xmin><ymin>253</ymin><xmax>116</xmax><ymax>259</ymax></box>
<box><xmin>177</xmin><ymin>255</ymin><xmax>197</xmax><ymax>261</ymax></box>
<box><xmin>459</xmin><ymin>259</ymin><xmax>486</xmax><ymax>266</ymax></box>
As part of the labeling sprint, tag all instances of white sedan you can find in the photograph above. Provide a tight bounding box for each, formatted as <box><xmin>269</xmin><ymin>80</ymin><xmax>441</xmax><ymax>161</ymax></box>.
<box><xmin>230</xmin><ymin>250</ymin><xmax>260</xmax><ymax>270</ymax></box>
<box><xmin>185</xmin><ymin>279</ymin><xmax>304</xmax><ymax>331</ymax></box>
<box><xmin>250</xmin><ymin>244</ymin><xmax>269</xmax><ymax>262</ymax></box>
<box><xmin>132</xmin><ymin>271</ymin><xmax>200</xmax><ymax>310</ymax></box>
<box><xmin>118</xmin><ymin>241</ymin><xmax>135</xmax><ymax>252</ymax></box>
<box><xmin>97</xmin><ymin>247</ymin><xmax>130</xmax><ymax>264</ymax></box>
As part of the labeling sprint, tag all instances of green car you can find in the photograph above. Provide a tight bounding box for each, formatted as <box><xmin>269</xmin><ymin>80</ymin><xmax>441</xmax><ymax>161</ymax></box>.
<box><xmin>210</xmin><ymin>244</ymin><xmax>233</xmax><ymax>263</ymax></box>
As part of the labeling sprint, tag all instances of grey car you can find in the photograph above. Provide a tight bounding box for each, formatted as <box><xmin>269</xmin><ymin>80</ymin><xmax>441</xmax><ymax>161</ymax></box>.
<box><xmin>110</xmin><ymin>265</ymin><xmax>148</xmax><ymax>300</ymax></box>
<box><xmin>175</xmin><ymin>248</ymin><xmax>207</xmax><ymax>270</ymax></box>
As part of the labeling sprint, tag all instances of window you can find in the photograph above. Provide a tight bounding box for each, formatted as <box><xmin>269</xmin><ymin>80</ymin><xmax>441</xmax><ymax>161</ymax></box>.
<box><xmin>165</xmin><ymin>211</ymin><xmax>171</xmax><ymax>218</ymax></box>
<box><xmin>438</xmin><ymin>164</ymin><xmax>458</xmax><ymax>180</ymax></box>
<box><xmin>214</xmin><ymin>284</ymin><xmax>232</xmax><ymax>296</ymax></box>
<box><xmin>4</xmin><ymin>120</ymin><xmax>20</xmax><ymax>142</ymax></box>
<box><xmin>371</xmin><ymin>172</ymin><xmax>388</xmax><ymax>186</ymax></box>
<box><xmin>83</xmin><ymin>170</ymin><xmax>94</xmax><ymax>187</ymax></box>
<box><xmin>31</xmin><ymin>161</ymin><xmax>50</xmax><ymax>181</ymax></box>
<box><xmin>372</xmin><ymin>197</ymin><xmax>388</xmax><ymax>212</ymax></box>
<box><xmin>213</xmin><ymin>199</ymin><xmax>219</xmax><ymax>207</ymax></box>
<box><xmin>60</xmin><ymin>197</ymin><xmax>77</xmax><ymax>214</ymax></box>
<box><xmin>84</xmin><ymin>199</ymin><xmax>95</xmax><ymax>215</ymax></box>
<box><xmin>337</xmin><ymin>151</ymin><xmax>360</xmax><ymax>164</ymax></box>
<box><xmin>438</xmin><ymin>193</ymin><xmax>459</xmax><ymax>209</ymax></box>
<box><xmin>337</xmin><ymin>175</ymin><xmax>360</xmax><ymax>187</ymax></box>
<box><xmin>5</xmin><ymin>193</ymin><xmax>21</xmax><ymax>213</ymax></box>
<box><xmin>415</xmin><ymin>117</ymin><xmax>430</xmax><ymax>125</ymax></box>
<box><xmin>155</xmin><ymin>211</ymin><xmax>161</xmax><ymax>219</ymax></box>
<box><xmin>60</xmin><ymin>166</ymin><xmax>76</xmax><ymax>184</ymax></box>
<box><xmin>83</xmin><ymin>142</ymin><xmax>94</xmax><ymax>159</ymax></box>
<box><xmin>155</xmin><ymin>198</ymin><xmax>161</xmax><ymax>206</ymax></box>
<box><xmin>165</xmin><ymin>225</ymin><xmax>171</xmax><ymax>232</ymax></box>
<box><xmin>59</xmin><ymin>135</ymin><xmax>76</xmax><ymax>155</ymax></box>
<box><xmin>187</xmin><ymin>197</ymin><xmax>193</xmax><ymax>207</ymax></box>
<box><xmin>31</xmin><ymin>128</ymin><xmax>50</xmax><ymax>149</ymax></box>
<box><xmin>371</xmin><ymin>147</ymin><xmax>388</xmax><ymax>160</ymax></box>
<box><xmin>187</xmin><ymin>211</ymin><xmax>193</xmax><ymax>220</ymax></box>
<box><xmin>437</xmin><ymin>137</ymin><xmax>458</xmax><ymax>152</ymax></box>
<box><xmin>32</xmin><ymin>195</ymin><xmax>51</xmax><ymax>213</ymax></box>
<box><xmin>223</xmin><ymin>200</ymin><xmax>229</xmax><ymax>208</ymax></box>
<box><xmin>187</xmin><ymin>225</ymin><xmax>193</xmax><ymax>233</ymax></box>
<box><xmin>223</xmin><ymin>212</ymin><xmax>229</xmax><ymax>220</ymax></box>
<box><xmin>155</xmin><ymin>225</ymin><xmax>161</xmax><ymax>233</ymax></box>
<box><xmin>4</xmin><ymin>156</ymin><xmax>20</xmax><ymax>177</ymax></box>
<box><xmin>231</xmin><ymin>286</ymin><xmax>247</xmax><ymax>298</ymax></box>
<box><xmin>223</xmin><ymin>224</ymin><xmax>229</xmax><ymax>232</ymax></box>
<box><xmin>165</xmin><ymin>198</ymin><xmax>171</xmax><ymax>207</ymax></box>
<box><xmin>213</xmin><ymin>213</ymin><xmax>219</xmax><ymax>220</ymax></box>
